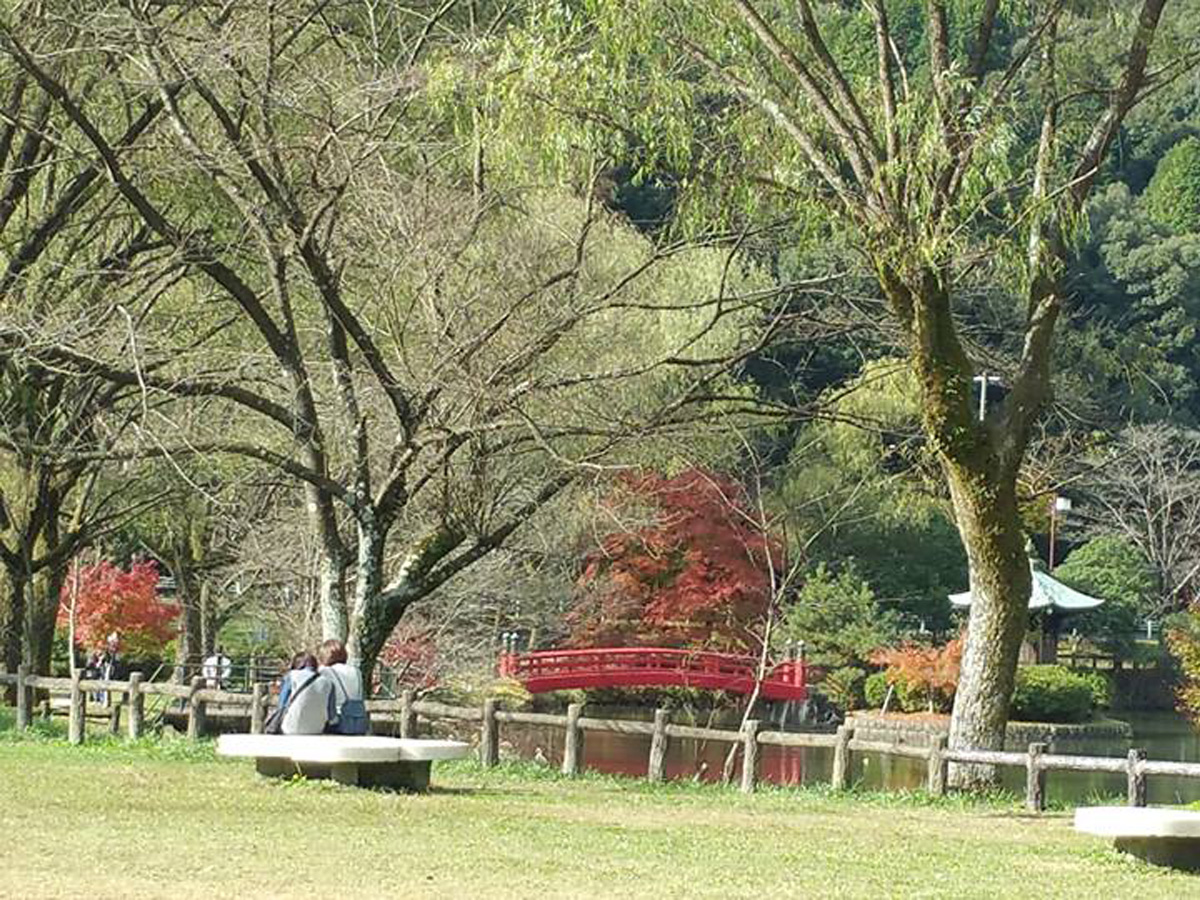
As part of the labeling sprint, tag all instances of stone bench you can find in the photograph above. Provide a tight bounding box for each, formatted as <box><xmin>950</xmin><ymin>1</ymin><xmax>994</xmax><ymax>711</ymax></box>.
<box><xmin>217</xmin><ymin>734</ymin><xmax>470</xmax><ymax>792</ymax></box>
<box><xmin>1074</xmin><ymin>806</ymin><xmax>1200</xmax><ymax>871</ymax></box>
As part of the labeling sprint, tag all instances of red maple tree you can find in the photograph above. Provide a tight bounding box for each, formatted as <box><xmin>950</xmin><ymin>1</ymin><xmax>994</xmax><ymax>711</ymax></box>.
<box><xmin>566</xmin><ymin>469</ymin><xmax>782</xmax><ymax>651</ymax></box>
<box><xmin>378</xmin><ymin>621</ymin><xmax>439</xmax><ymax>690</ymax></box>
<box><xmin>58</xmin><ymin>559</ymin><xmax>178</xmax><ymax>658</ymax></box>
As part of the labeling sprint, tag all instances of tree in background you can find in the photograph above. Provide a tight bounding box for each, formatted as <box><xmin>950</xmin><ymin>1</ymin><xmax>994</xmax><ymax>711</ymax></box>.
<box><xmin>1067</xmin><ymin>185</ymin><xmax>1200</xmax><ymax>423</ymax></box>
<box><xmin>1054</xmin><ymin>536</ymin><xmax>1158</xmax><ymax>659</ymax></box>
<box><xmin>774</xmin><ymin>563</ymin><xmax>897</xmax><ymax>670</ymax></box>
<box><xmin>0</xmin><ymin>2</ymin><xmax>772</xmax><ymax>682</ymax></box>
<box><xmin>1165</xmin><ymin>609</ymin><xmax>1200</xmax><ymax>722</ymax></box>
<box><xmin>774</xmin><ymin>562</ymin><xmax>899</xmax><ymax>713</ymax></box>
<box><xmin>1075</xmin><ymin>425</ymin><xmax>1200</xmax><ymax>616</ymax></box>
<box><xmin>58</xmin><ymin>560</ymin><xmax>177</xmax><ymax>661</ymax></box>
<box><xmin>567</xmin><ymin>469</ymin><xmax>780</xmax><ymax>652</ymax></box>
<box><xmin>0</xmin><ymin>28</ymin><xmax>177</xmax><ymax>675</ymax></box>
<box><xmin>871</xmin><ymin>638</ymin><xmax>964</xmax><ymax>714</ymax></box>
<box><xmin>1146</xmin><ymin>136</ymin><xmax>1200</xmax><ymax>234</ymax></box>
<box><xmin>502</xmin><ymin>0</ymin><xmax>1188</xmax><ymax>782</ymax></box>
<box><xmin>777</xmin><ymin>359</ymin><xmax>966</xmax><ymax>632</ymax></box>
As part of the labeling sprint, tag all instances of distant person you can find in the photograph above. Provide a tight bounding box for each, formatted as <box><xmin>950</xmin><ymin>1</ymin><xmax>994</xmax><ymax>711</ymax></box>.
<box><xmin>99</xmin><ymin>632</ymin><xmax>121</xmax><ymax>679</ymax></box>
<box><xmin>277</xmin><ymin>651</ymin><xmax>334</xmax><ymax>735</ymax></box>
<box><xmin>317</xmin><ymin>639</ymin><xmax>369</xmax><ymax>735</ymax></box>
<box><xmin>85</xmin><ymin>648</ymin><xmax>104</xmax><ymax>702</ymax></box>
<box><xmin>202</xmin><ymin>647</ymin><xmax>233</xmax><ymax>689</ymax></box>
<box><xmin>97</xmin><ymin>633</ymin><xmax>121</xmax><ymax>704</ymax></box>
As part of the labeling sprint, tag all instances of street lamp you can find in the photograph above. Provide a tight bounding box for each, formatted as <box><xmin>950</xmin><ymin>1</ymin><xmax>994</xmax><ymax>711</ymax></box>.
<box><xmin>1048</xmin><ymin>495</ymin><xmax>1072</xmax><ymax>570</ymax></box>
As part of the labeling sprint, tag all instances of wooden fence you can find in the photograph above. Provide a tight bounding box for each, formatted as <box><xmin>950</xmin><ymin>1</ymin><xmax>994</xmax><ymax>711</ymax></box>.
<box><xmin>4</xmin><ymin>665</ymin><xmax>1200</xmax><ymax>811</ymax></box>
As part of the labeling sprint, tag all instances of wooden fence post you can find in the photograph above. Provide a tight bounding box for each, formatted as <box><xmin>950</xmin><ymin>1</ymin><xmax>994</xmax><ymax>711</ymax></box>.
<box><xmin>480</xmin><ymin>699</ymin><xmax>499</xmax><ymax>767</ymax></box>
<box><xmin>831</xmin><ymin>725</ymin><xmax>851</xmax><ymax>791</ymax></box>
<box><xmin>187</xmin><ymin>675</ymin><xmax>205</xmax><ymax>740</ymax></box>
<box><xmin>1026</xmin><ymin>742</ymin><xmax>1047</xmax><ymax>812</ymax></box>
<box><xmin>648</xmin><ymin>708</ymin><xmax>670</xmax><ymax>783</ymax></box>
<box><xmin>562</xmin><ymin>703</ymin><xmax>583</xmax><ymax>776</ymax></box>
<box><xmin>926</xmin><ymin>735</ymin><xmax>947</xmax><ymax>797</ymax></box>
<box><xmin>1127</xmin><ymin>748</ymin><xmax>1148</xmax><ymax>807</ymax></box>
<box><xmin>108</xmin><ymin>703</ymin><xmax>122</xmax><ymax>736</ymax></box>
<box><xmin>249</xmin><ymin>682</ymin><xmax>265</xmax><ymax>735</ymax></box>
<box><xmin>740</xmin><ymin>719</ymin><xmax>761</xmax><ymax>794</ymax></box>
<box><xmin>15</xmin><ymin>664</ymin><xmax>30</xmax><ymax>730</ymax></box>
<box><xmin>69</xmin><ymin>670</ymin><xmax>86</xmax><ymax>745</ymax></box>
<box><xmin>400</xmin><ymin>689</ymin><xmax>417</xmax><ymax>739</ymax></box>
<box><xmin>128</xmin><ymin>673</ymin><xmax>144</xmax><ymax>739</ymax></box>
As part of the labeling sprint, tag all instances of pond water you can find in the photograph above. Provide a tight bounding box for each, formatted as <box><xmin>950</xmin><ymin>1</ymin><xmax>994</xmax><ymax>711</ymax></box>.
<box><xmin>499</xmin><ymin>710</ymin><xmax>1200</xmax><ymax>804</ymax></box>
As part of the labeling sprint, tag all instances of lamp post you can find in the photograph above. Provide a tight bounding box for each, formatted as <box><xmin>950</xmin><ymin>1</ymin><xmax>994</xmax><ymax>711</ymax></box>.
<box><xmin>1047</xmin><ymin>495</ymin><xmax>1072</xmax><ymax>571</ymax></box>
<box><xmin>973</xmin><ymin>373</ymin><xmax>1004</xmax><ymax>422</ymax></box>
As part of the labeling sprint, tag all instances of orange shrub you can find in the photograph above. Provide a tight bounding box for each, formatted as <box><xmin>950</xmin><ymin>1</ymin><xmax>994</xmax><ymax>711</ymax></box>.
<box><xmin>870</xmin><ymin>638</ymin><xmax>963</xmax><ymax>713</ymax></box>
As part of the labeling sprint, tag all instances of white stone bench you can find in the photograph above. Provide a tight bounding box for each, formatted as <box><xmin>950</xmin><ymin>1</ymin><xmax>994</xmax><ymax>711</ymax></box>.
<box><xmin>217</xmin><ymin>734</ymin><xmax>470</xmax><ymax>792</ymax></box>
<box><xmin>1074</xmin><ymin>806</ymin><xmax>1200</xmax><ymax>871</ymax></box>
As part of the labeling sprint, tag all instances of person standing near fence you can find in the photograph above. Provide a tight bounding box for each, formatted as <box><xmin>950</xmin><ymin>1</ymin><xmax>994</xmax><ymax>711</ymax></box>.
<box><xmin>202</xmin><ymin>648</ymin><xmax>232</xmax><ymax>689</ymax></box>
<box><xmin>96</xmin><ymin>633</ymin><xmax>121</xmax><ymax>705</ymax></box>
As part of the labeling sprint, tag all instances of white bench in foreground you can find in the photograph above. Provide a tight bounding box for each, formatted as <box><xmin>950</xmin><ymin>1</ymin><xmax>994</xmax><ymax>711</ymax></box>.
<box><xmin>217</xmin><ymin>734</ymin><xmax>470</xmax><ymax>791</ymax></box>
<box><xmin>1074</xmin><ymin>806</ymin><xmax>1200</xmax><ymax>871</ymax></box>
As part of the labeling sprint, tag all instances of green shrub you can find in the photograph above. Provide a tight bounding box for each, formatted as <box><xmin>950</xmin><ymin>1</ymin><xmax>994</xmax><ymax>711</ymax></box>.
<box><xmin>893</xmin><ymin>676</ymin><xmax>937</xmax><ymax>713</ymax></box>
<box><xmin>1010</xmin><ymin>665</ymin><xmax>1096</xmax><ymax>723</ymax></box>
<box><xmin>817</xmin><ymin>666</ymin><xmax>866</xmax><ymax>712</ymax></box>
<box><xmin>863</xmin><ymin>671</ymin><xmax>890</xmax><ymax>709</ymax></box>
<box><xmin>1074</xmin><ymin>670</ymin><xmax>1113</xmax><ymax>711</ymax></box>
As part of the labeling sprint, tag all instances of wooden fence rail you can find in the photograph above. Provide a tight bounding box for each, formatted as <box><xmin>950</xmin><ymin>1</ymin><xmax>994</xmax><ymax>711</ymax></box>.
<box><xmin>5</xmin><ymin>667</ymin><xmax>1200</xmax><ymax>808</ymax></box>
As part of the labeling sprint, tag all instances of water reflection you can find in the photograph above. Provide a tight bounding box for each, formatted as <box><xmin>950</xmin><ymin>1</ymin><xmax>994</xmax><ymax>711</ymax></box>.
<box><xmin>499</xmin><ymin>711</ymin><xmax>1200</xmax><ymax>804</ymax></box>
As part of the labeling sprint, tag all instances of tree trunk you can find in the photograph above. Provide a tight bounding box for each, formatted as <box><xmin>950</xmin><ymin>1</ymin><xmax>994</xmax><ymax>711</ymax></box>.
<box><xmin>174</xmin><ymin>566</ymin><xmax>202</xmax><ymax>683</ymax></box>
<box><xmin>25</xmin><ymin>567</ymin><xmax>62</xmax><ymax>675</ymax></box>
<box><xmin>0</xmin><ymin>567</ymin><xmax>17</xmax><ymax>702</ymax></box>
<box><xmin>944</xmin><ymin>462</ymin><xmax>1032</xmax><ymax>788</ymax></box>
<box><xmin>199</xmin><ymin>581</ymin><xmax>218</xmax><ymax>656</ymax></box>
<box><xmin>319</xmin><ymin>553</ymin><xmax>348</xmax><ymax>642</ymax></box>
<box><xmin>347</xmin><ymin>522</ymin><xmax>386</xmax><ymax>687</ymax></box>
<box><xmin>3</xmin><ymin>571</ymin><xmax>26</xmax><ymax>676</ymax></box>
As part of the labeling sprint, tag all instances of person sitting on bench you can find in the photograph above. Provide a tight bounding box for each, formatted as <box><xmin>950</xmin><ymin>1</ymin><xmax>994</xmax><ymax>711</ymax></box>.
<box><xmin>276</xmin><ymin>651</ymin><xmax>334</xmax><ymax>735</ymax></box>
<box><xmin>317</xmin><ymin>639</ymin><xmax>369</xmax><ymax>735</ymax></box>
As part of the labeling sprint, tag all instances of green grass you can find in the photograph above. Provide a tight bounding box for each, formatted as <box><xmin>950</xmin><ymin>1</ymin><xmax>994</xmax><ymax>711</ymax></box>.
<box><xmin>0</xmin><ymin>713</ymin><xmax>1195</xmax><ymax>898</ymax></box>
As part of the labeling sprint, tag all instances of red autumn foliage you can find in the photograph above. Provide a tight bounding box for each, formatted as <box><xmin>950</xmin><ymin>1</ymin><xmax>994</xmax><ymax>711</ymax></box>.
<box><xmin>566</xmin><ymin>469</ymin><xmax>782</xmax><ymax>652</ymax></box>
<box><xmin>379</xmin><ymin>622</ymin><xmax>439</xmax><ymax>690</ymax></box>
<box><xmin>870</xmin><ymin>638</ymin><xmax>963</xmax><ymax>712</ymax></box>
<box><xmin>57</xmin><ymin>560</ymin><xmax>178</xmax><ymax>658</ymax></box>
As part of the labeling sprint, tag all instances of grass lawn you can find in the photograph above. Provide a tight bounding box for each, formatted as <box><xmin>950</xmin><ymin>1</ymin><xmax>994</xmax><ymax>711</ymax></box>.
<box><xmin>1</xmin><ymin>712</ymin><xmax>1195</xmax><ymax>899</ymax></box>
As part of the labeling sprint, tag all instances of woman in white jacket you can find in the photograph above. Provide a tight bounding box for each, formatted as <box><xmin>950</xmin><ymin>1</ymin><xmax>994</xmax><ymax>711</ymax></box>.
<box><xmin>277</xmin><ymin>651</ymin><xmax>335</xmax><ymax>735</ymax></box>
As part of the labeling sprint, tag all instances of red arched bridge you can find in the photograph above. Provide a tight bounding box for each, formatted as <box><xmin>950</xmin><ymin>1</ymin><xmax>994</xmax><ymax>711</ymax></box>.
<box><xmin>498</xmin><ymin>647</ymin><xmax>808</xmax><ymax>701</ymax></box>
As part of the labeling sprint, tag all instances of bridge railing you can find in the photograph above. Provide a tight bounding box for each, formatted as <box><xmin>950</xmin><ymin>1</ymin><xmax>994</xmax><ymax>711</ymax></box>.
<box><xmin>498</xmin><ymin>646</ymin><xmax>807</xmax><ymax>700</ymax></box>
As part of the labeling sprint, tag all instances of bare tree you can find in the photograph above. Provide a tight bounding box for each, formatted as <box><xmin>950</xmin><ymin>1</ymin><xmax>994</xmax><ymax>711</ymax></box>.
<box><xmin>1076</xmin><ymin>425</ymin><xmax>1200</xmax><ymax>617</ymax></box>
<box><xmin>0</xmin><ymin>25</ymin><xmax>181</xmax><ymax>674</ymax></box>
<box><xmin>0</xmin><ymin>1</ymin><xmax>781</xmax><ymax>680</ymax></box>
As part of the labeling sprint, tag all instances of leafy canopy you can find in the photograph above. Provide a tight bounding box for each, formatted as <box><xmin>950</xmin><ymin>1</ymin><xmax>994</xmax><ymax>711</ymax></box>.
<box><xmin>567</xmin><ymin>469</ymin><xmax>780</xmax><ymax>651</ymax></box>
<box><xmin>57</xmin><ymin>561</ymin><xmax>177</xmax><ymax>659</ymax></box>
<box><xmin>1146</xmin><ymin>136</ymin><xmax>1200</xmax><ymax>234</ymax></box>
